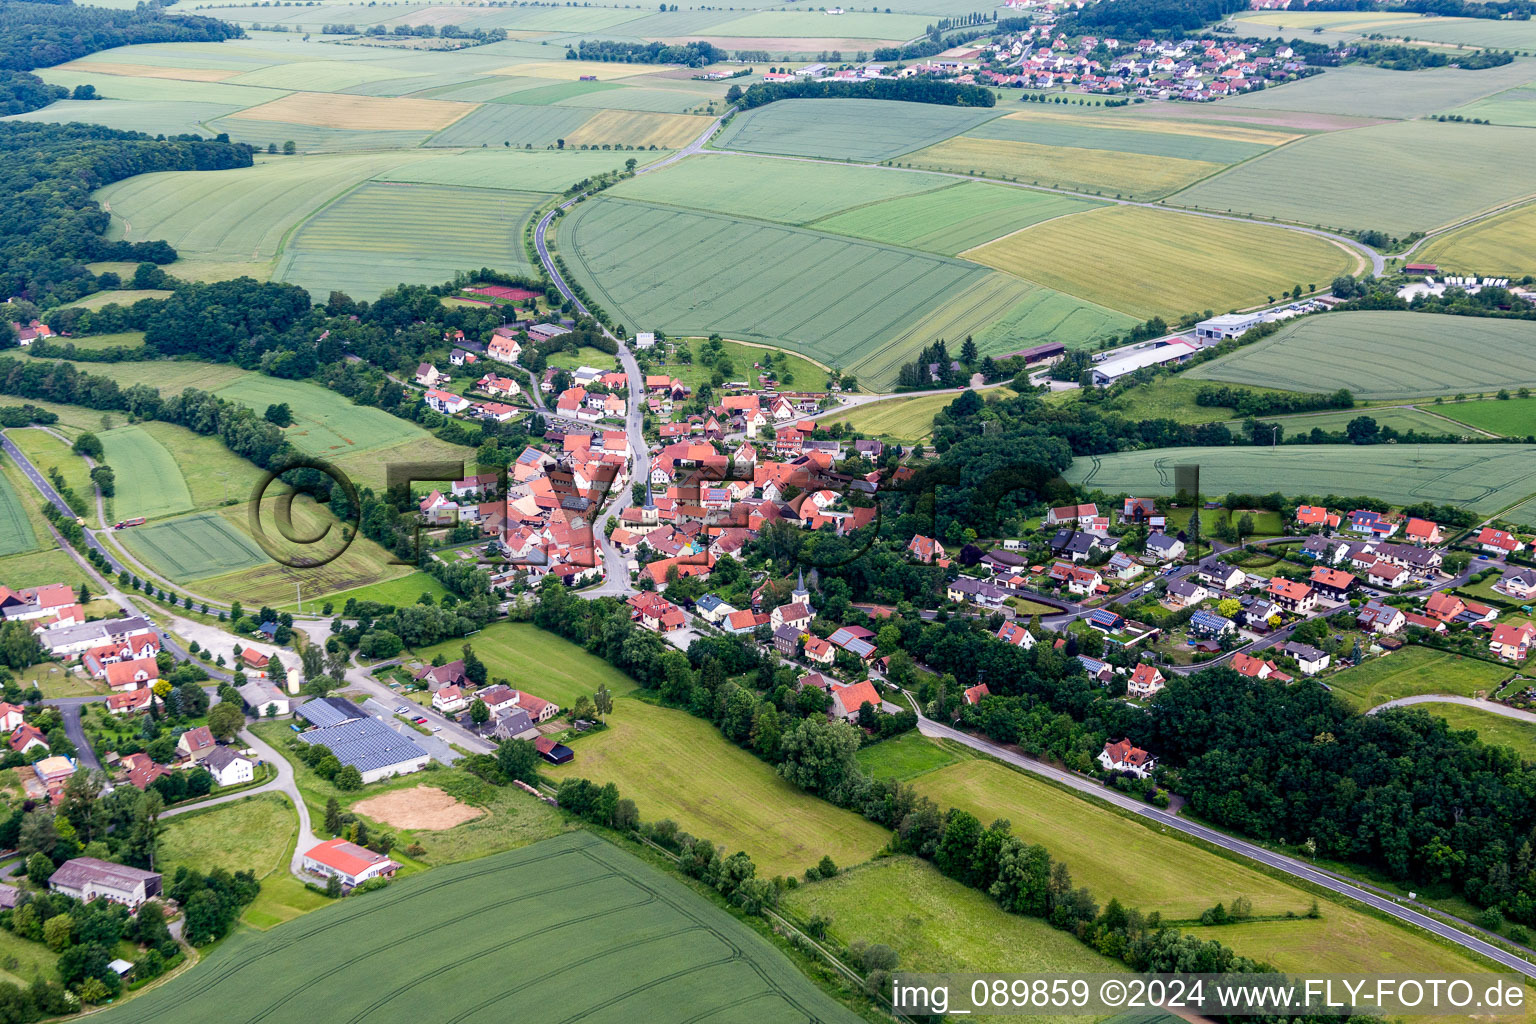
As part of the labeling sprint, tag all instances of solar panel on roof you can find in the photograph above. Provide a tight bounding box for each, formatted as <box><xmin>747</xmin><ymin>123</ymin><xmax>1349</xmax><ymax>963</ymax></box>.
<box><xmin>298</xmin><ymin>718</ymin><xmax>428</xmax><ymax>774</ymax></box>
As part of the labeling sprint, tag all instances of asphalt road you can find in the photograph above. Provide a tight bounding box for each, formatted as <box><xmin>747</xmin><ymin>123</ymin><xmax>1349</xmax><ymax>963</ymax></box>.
<box><xmin>912</xmin><ymin>708</ymin><xmax>1536</xmax><ymax>978</ymax></box>
<box><xmin>1369</xmin><ymin>693</ymin><xmax>1536</xmax><ymax>722</ymax></box>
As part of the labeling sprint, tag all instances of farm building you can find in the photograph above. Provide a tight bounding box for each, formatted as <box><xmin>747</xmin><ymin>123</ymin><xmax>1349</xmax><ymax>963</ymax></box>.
<box><xmin>237</xmin><ymin>680</ymin><xmax>290</xmax><ymax>718</ymax></box>
<box><xmin>297</xmin><ymin>698</ymin><xmax>430</xmax><ymax>784</ymax></box>
<box><xmin>535</xmin><ymin>736</ymin><xmax>575</xmax><ymax>765</ymax></box>
<box><xmin>1090</xmin><ymin>341</ymin><xmax>1197</xmax><ymax>386</ymax></box>
<box><xmin>1194</xmin><ymin>313</ymin><xmax>1264</xmax><ymax>344</ymax></box>
<box><xmin>302</xmin><ymin>838</ymin><xmax>401</xmax><ymax>888</ymax></box>
<box><xmin>48</xmin><ymin>857</ymin><xmax>161</xmax><ymax>910</ymax></box>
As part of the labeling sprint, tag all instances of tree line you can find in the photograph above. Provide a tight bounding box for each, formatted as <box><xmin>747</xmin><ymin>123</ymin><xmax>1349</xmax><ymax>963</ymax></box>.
<box><xmin>733</xmin><ymin>77</ymin><xmax>996</xmax><ymax>110</ymax></box>
<box><xmin>566</xmin><ymin>40</ymin><xmax>724</xmax><ymax>66</ymax></box>
<box><xmin>0</xmin><ymin>1</ymin><xmax>242</xmax><ymax>72</ymax></box>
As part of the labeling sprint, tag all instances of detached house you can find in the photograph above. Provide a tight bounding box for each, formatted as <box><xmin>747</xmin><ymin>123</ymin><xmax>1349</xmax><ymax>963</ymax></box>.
<box><xmin>1098</xmin><ymin>739</ymin><xmax>1155</xmax><ymax>778</ymax></box>
<box><xmin>962</xmin><ymin>682</ymin><xmax>990</xmax><ymax>706</ymax></box>
<box><xmin>1497</xmin><ymin>567</ymin><xmax>1536</xmax><ymax>600</ymax></box>
<box><xmin>1197</xmin><ymin>561</ymin><xmax>1245</xmax><ymax>592</ymax></box>
<box><xmin>1308</xmin><ymin>566</ymin><xmax>1355</xmax><ymax>602</ymax></box>
<box><xmin>996</xmin><ymin>621</ymin><xmax>1035</xmax><ymax>649</ymax></box>
<box><xmin>1145</xmin><ymin>533</ymin><xmax>1185</xmax><ymax>562</ymax></box>
<box><xmin>1478</xmin><ymin>528</ymin><xmax>1525</xmax><ymax>555</ymax></box>
<box><xmin>1490</xmin><ymin>621</ymin><xmax>1536</xmax><ymax>661</ymax></box>
<box><xmin>1282</xmin><ymin>641</ymin><xmax>1330</xmax><ymax>676</ymax></box>
<box><xmin>1126</xmin><ymin>662</ymin><xmax>1165</xmax><ymax>699</ymax></box>
<box><xmin>1357</xmin><ymin>600</ymin><xmax>1405</xmax><ymax>635</ymax></box>
<box><xmin>1295</xmin><ymin>505</ymin><xmax>1340</xmax><ymax>530</ymax></box>
<box><xmin>829</xmin><ymin>680</ymin><xmax>882</xmax><ymax>721</ymax></box>
<box><xmin>1044</xmin><ymin>503</ymin><xmax>1098</xmax><ymax>526</ymax></box>
<box><xmin>1266</xmin><ymin>578</ymin><xmax>1315</xmax><ymax>615</ymax></box>
<box><xmin>907</xmin><ymin>535</ymin><xmax>945</xmax><ymax>563</ymax></box>
<box><xmin>1404</xmin><ymin>518</ymin><xmax>1443</xmax><ymax>545</ymax></box>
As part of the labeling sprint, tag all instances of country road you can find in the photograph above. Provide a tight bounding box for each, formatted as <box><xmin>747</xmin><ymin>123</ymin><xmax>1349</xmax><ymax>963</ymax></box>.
<box><xmin>1369</xmin><ymin>693</ymin><xmax>1536</xmax><ymax>723</ymax></box>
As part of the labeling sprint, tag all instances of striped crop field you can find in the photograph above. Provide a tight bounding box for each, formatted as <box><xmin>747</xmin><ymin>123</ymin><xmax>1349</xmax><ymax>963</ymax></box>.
<box><xmin>1063</xmin><ymin>444</ymin><xmax>1536</xmax><ymax>515</ymax></box>
<box><xmin>968</xmin><ymin>110</ymin><xmax>1281</xmax><ymax>163</ymax></box>
<box><xmin>0</xmin><ymin>466</ymin><xmax>36</xmax><ymax>557</ymax></box>
<box><xmin>966</xmin><ymin>205</ymin><xmax>1356</xmax><ymax>320</ymax></box>
<box><xmin>99</xmin><ymin>426</ymin><xmax>194</xmax><ymax>521</ymax></box>
<box><xmin>213</xmin><ymin>375</ymin><xmax>425</xmax><ymax>458</ymax></box>
<box><xmin>901</xmin><ymin>135</ymin><xmax>1225</xmax><ymax>201</ymax></box>
<box><xmin>423</xmin><ymin>102</ymin><xmax>595</xmax><ymax>149</ymax></box>
<box><xmin>232</xmin><ymin>91</ymin><xmax>477</xmax><ymax>131</ymax></box>
<box><xmin>116</xmin><ymin>511</ymin><xmax>268</xmax><ymax>581</ymax></box>
<box><xmin>810</xmin><ymin>180</ymin><xmax>1103</xmax><ymax>254</ymax></box>
<box><xmin>712</xmin><ymin>98</ymin><xmax>1004</xmax><ymax>161</ymax></box>
<box><xmin>94</xmin><ymin>832</ymin><xmax>865</xmax><ymax>1024</ymax></box>
<box><xmin>562</xmin><ymin>196</ymin><xmax>1007</xmax><ymax>388</ymax></box>
<box><xmin>1185</xmin><ymin>311</ymin><xmax>1536</xmax><ymax>400</ymax></box>
<box><xmin>1415</xmin><ymin>201</ymin><xmax>1536</xmax><ymax>275</ymax></box>
<box><xmin>561</xmin><ymin>109</ymin><xmax>713</xmax><ymax>150</ymax></box>
<box><xmin>273</xmin><ymin>181</ymin><xmax>543</xmax><ymax>298</ymax></box>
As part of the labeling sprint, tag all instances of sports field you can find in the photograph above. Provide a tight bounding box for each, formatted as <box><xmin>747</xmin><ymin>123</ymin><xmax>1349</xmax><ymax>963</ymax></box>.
<box><xmin>905</xmin><ymin>134</ymin><xmax>1220</xmax><ymax>200</ymax></box>
<box><xmin>910</xmin><ymin>760</ymin><xmax>1313</xmax><ymax>920</ymax></box>
<box><xmin>274</xmin><ymin>181</ymin><xmax>543</xmax><ymax>298</ymax></box>
<box><xmin>1327</xmin><ymin>648</ymin><xmax>1514</xmax><ymax>709</ymax></box>
<box><xmin>409</xmin><ymin>621</ymin><xmax>638</xmax><ymax>709</ymax></box>
<box><xmin>1437</xmin><ymin>397</ymin><xmax>1536</xmax><ymax>437</ymax></box>
<box><xmin>1415</xmin><ymin>200</ymin><xmax>1536</xmax><ymax>274</ymax></box>
<box><xmin>811</xmin><ymin>180</ymin><xmax>1102</xmax><ymax>254</ymax></box>
<box><xmin>1064</xmin><ymin>443</ymin><xmax>1536</xmax><ymax>515</ymax></box>
<box><xmin>547</xmin><ymin>698</ymin><xmax>889</xmax><ymax>879</ymax></box>
<box><xmin>98</xmin><ymin>425</ymin><xmax>194</xmax><ymax>521</ymax></box>
<box><xmin>786</xmin><ymin>856</ymin><xmax>1124</xmax><ymax>1024</ymax></box>
<box><xmin>1169</xmin><ymin>120</ymin><xmax>1536</xmax><ymax>235</ymax></box>
<box><xmin>116</xmin><ymin>511</ymin><xmax>268</xmax><ymax>581</ymax></box>
<box><xmin>966</xmin><ymin>206</ymin><xmax>1354</xmax><ymax>320</ymax></box>
<box><xmin>561</xmin><ymin>197</ymin><xmax>1000</xmax><ymax>387</ymax></box>
<box><xmin>0</xmin><ymin>463</ymin><xmax>36</xmax><ymax>558</ymax></box>
<box><xmin>215</xmin><ymin>375</ymin><xmax>425</xmax><ymax>457</ymax></box>
<box><xmin>712</xmin><ymin>98</ymin><xmax>1004</xmax><ymax>162</ymax></box>
<box><xmin>1186</xmin><ymin>311</ymin><xmax>1536</xmax><ymax>399</ymax></box>
<box><xmin>97</xmin><ymin>831</ymin><xmax>865</xmax><ymax>1024</ymax></box>
<box><xmin>823</xmin><ymin>389</ymin><xmax>1016</xmax><ymax>442</ymax></box>
<box><xmin>608</xmin><ymin>154</ymin><xmax>957</xmax><ymax>226</ymax></box>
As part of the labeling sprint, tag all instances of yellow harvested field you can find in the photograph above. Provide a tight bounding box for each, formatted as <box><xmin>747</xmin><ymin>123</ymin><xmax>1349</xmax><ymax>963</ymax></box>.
<box><xmin>1417</xmin><ymin>202</ymin><xmax>1536</xmax><ymax>275</ymax></box>
<box><xmin>564</xmin><ymin>109</ymin><xmax>714</xmax><ymax>149</ymax></box>
<box><xmin>966</xmin><ymin>205</ymin><xmax>1357</xmax><ymax>320</ymax></box>
<box><xmin>62</xmin><ymin>61</ymin><xmax>240</xmax><ymax>82</ymax></box>
<box><xmin>903</xmin><ymin>135</ymin><xmax>1223</xmax><ymax>200</ymax></box>
<box><xmin>488</xmin><ymin>60</ymin><xmax>663</xmax><ymax>81</ymax></box>
<box><xmin>234</xmin><ymin>92</ymin><xmax>478</xmax><ymax>131</ymax></box>
<box><xmin>1001</xmin><ymin>109</ymin><xmax>1300</xmax><ymax>146</ymax></box>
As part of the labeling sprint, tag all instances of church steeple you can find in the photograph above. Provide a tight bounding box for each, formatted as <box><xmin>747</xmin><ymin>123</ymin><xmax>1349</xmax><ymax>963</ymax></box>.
<box><xmin>792</xmin><ymin>566</ymin><xmax>809</xmax><ymax>604</ymax></box>
<box><xmin>642</xmin><ymin>476</ymin><xmax>657</xmax><ymax>525</ymax></box>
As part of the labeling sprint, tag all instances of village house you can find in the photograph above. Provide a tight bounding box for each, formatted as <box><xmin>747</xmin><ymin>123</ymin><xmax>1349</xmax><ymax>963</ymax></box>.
<box><xmin>48</xmin><ymin>858</ymin><xmax>161</xmax><ymax>910</ymax></box>
<box><xmin>1357</xmin><ymin>600</ymin><xmax>1406</xmax><ymax>635</ymax></box>
<box><xmin>996</xmin><ymin>621</ymin><xmax>1035</xmax><ymax>649</ymax></box>
<box><xmin>202</xmin><ymin>746</ymin><xmax>255</xmax><ymax>787</ymax></box>
<box><xmin>1282</xmin><ymin>641</ymin><xmax>1330</xmax><ymax>676</ymax></box>
<box><xmin>1347</xmin><ymin>509</ymin><xmax>1398</xmax><ymax>539</ymax></box>
<box><xmin>1308</xmin><ymin>566</ymin><xmax>1355</xmax><ymax>602</ymax></box>
<box><xmin>1044</xmin><ymin>503</ymin><xmax>1099</xmax><ymax>526</ymax></box>
<box><xmin>9</xmin><ymin>723</ymin><xmax>46</xmax><ymax>756</ymax></box>
<box><xmin>962</xmin><ymin>682</ymin><xmax>990</xmax><ymax>706</ymax></box>
<box><xmin>432</xmin><ymin>685</ymin><xmax>469</xmax><ymax>714</ymax></box>
<box><xmin>1145</xmin><ymin>533</ymin><xmax>1185</xmax><ymax>562</ymax></box>
<box><xmin>1098</xmin><ymin>739</ymin><xmax>1155</xmax><ymax>778</ymax></box>
<box><xmin>1166</xmin><ymin>579</ymin><xmax>1207</xmax><ymax>609</ymax></box>
<box><xmin>1266</xmin><ymin>578</ymin><xmax>1316</xmax><ymax>615</ymax></box>
<box><xmin>1294</xmin><ymin>505</ymin><xmax>1340</xmax><ymax>530</ymax></box>
<box><xmin>1231</xmin><ymin>651</ymin><xmax>1290</xmax><ymax>682</ymax></box>
<box><xmin>1126</xmin><ymin>662</ymin><xmax>1165</xmax><ymax>699</ymax></box>
<box><xmin>176</xmin><ymin>725</ymin><xmax>216</xmax><ymax>763</ymax></box>
<box><xmin>1490</xmin><ymin>621</ymin><xmax>1536</xmax><ymax>661</ymax></box>
<box><xmin>1363</xmin><ymin>559</ymin><xmax>1411</xmax><ymax>590</ymax></box>
<box><xmin>1196</xmin><ymin>561</ymin><xmax>1245</xmax><ymax>592</ymax></box>
<box><xmin>415</xmin><ymin>363</ymin><xmax>447</xmax><ymax>388</ymax></box>
<box><xmin>829</xmin><ymin>680</ymin><xmax>882</xmax><ymax>721</ymax></box>
<box><xmin>1404</xmin><ymin>518</ymin><xmax>1443</xmax><ymax>545</ymax></box>
<box><xmin>1478</xmin><ymin>527</ymin><xmax>1525</xmax><ymax>555</ymax></box>
<box><xmin>628</xmin><ymin>592</ymin><xmax>686</xmax><ymax>633</ymax></box>
<box><xmin>1497</xmin><ymin>567</ymin><xmax>1536</xmax><ymax>600</ymax></box>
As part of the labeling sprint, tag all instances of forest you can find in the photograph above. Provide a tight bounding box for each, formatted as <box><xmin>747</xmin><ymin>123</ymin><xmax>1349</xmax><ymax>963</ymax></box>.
<box><xmin>733</xmin><ymin>77</ymin><xmax>997</xmax><ymax>109</ymax></box>
<box><xmin>0</xmin><ymin>1</ymin><xmax>242</xmax><ymax>72</ymax></box>
<box><xmin>566</xmin><ymin>39</ymin><xmax>725</xmax><ymax>65</ymax></box>
<box><xmin>0</xmin><ymin>68</ymin><xmax>63</xmax><ymax>114</ymax></box>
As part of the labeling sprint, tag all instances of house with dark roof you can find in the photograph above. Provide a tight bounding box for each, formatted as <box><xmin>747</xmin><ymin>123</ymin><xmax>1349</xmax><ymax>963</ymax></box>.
<box><xmin>49</xmin><ymin>857</ymin><xmax>161</xmax><ymax>909</ymax></box>
<box><xmin>1282</xmin><ymin>642</ymin><xmax>1329</xmax><ymax>676</ymax></box>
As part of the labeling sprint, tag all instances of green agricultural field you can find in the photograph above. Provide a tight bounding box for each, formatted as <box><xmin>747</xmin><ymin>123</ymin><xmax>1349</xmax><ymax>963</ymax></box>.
<box><xmin>491</xmin><ymin>79</ymin><xmax>622</xmax><ymax>105</ymax></box>
<box><xmin>854</xmin><ymin>732</ymin><xmax>960</xmax><ymax>781</ymax></box>
<box><xmin>556</xmin><ymin>85</ymin><xmax>720</xmax><ymax>114</ymax></box>
<box><xmin>98</xmin><ymin>425</ymin><xmax>194</xmax><ymax>521</ymax></box>
<box><xmin>373</xmin><ymin>148</ymin><xmax>647</xmax><ymax>191</ymax></box>
<box><xmin>1326</xmin><ymin>647</ymin><xmax>1513</xmax><ymax>709</ymax></box>
<box><xmin>123</xmin><ymin>420</ymin><xmax>263</xmax><ymax>510</ymax></box>
<box><xmin>0</xmin><ymin>461</ymin><xmax>37</xmax><ymax>558</ymax></box>
<box><xmin>703</xmin><ymin>9</ymin><xmax>932</xmax><ymax>39</ymax></box>
<box><xmin>1438</xmin><ymin>397</ymin><xmax>1536</xmax><ymax>437</ymax></box>
<box><xmin>1221</xmin><ymin>61</ymin><xmax>1536</xmax><ymax>120</ymax></box>
<box><xmin>274</xmin><ymin>181</ymin><xmax>543</xmax><ymax>298</ymax></box>
<box><xmin>1445</xmin><ymin>83</ymin><xmax>1536</xmax><ymax>127</ymax></box>
<box><xmin>3</xmin><ymin>99</ymin><xmax>247</xmax><ymax>138</ymax></box>
<box><xmin>44</xmin><ymin>358</ymin><xmax>247</xmax><ymax>394</ymax></box>
<box><xmin>1186</xmin><ymin>311</ymin><xmax>1536</xmax><ymax>399</ymax></box>
<box><xmin>1252</xmin><ymin>406</ymin><xmax>1472</xmax><ymax>437</ymax></box>
<box><xmin>214</xmin><ymin>375</ymin><xmax>426</xmax><ymax>458</ymax></box>
<box><xmin>116</xmin><ymin>510</ymin><xmax>269</xmax><ymax>581</ymax></box>
<box><xmin>911</xmin><ymin>760</ymin><xmax>1313</xmax><ymax>920</ymax></box>
<box><xmin>409</xmin><ymin>621</ymin><xmax>638</xmax><ymax>708</ymax></box>
<box><xmin>967</xmin><ymin>112</ymin><xmax>1275</xmax><ymax>164</ymax></box>
<box><xmin>823</xmin><ymin>389</ymin><xmax>1016</xmax><ymax>442</ymax></box>
<box><xmin>1064</xmin><ymin>443</ymin><xmax>1536</xmax><ymax>515</ymax></box>
<box><xmin>658</xmin><ymin>338</ymin><xmax>829</xmax><ymax>392</ymax></box>
<box><xmin>811</xmin><ymin>180</ymin><xmax>1103</xmax><ymax>254</ymax></box>
<box><xmin>97</xmin><ymin>151</ymin><xmax>436</xmax><ymax>280</ymax></box>
<box><xmin>968</xmin><ymin>206</ymin><xmax>1355</xmax><ymax>320</ymax></box>
<box><xmin>422</xmin><ymin>101</ymin><xmax>595</xmax><ymax>149</ymax></box>
<box><xmin>293</xmin><ymin>571</ymin><xmax>448</xmax><ymax>612</ymax></box>
<box><xmin>44</xmin><ymin>330</ymin><xmax>144</xmax><ymax>352</ymax></box>
<box><xmin>4</xmin><ymin>429</ymin><xmax>92</xmax><ymax>512</ymax></box>
<box><xmin>548</xmin><ymin>698</ymin><xmax>890</xmax><ymax>878</ymax></box>
<box><xmin>786</xmin><ymin>857</ymin><xmax>1123</xmax><ymax>1023</ymax></box>
<box><xmin>97</xmin><ymin>831</ymin><xmax>865</xmax><ymax>1024</ymax></box>
<box><xmin>902</xmin><ymin>135</ymin><xmax>1225</xmax><ymax>201</ymax></box>
<box><xmin>34</xmin><ymin>67</ymin><xmax>290</xmax><ymax>108</ymax></box>
<box><xmin>56</xmin><ymin>288</ymin><xmax>171</xmax><ymax>310</ymax></box>
<box><xmin>609</xmin><ymin>153</ymin><xmax>957</xmax><ymax>225</ymax></box>
<box><xmin>561</xmin><ymin>196</ymin><xmax>1001</xmax><ymax>389</ymax></box>
<box><xmin>712</xmin><ymin>98</ymin><xmax>1003</xmax><ymax>161</ymax></box>
<box><xmin>1415</xmin><ymin>200</ymin><xmax>1536</xmax><ymax>274</ymax></box>
<box><xmin>1169</xmin><ymin>120</ymin><xmax>1536</xmax><ymax>235</ymax></box>
<box><xmin>210</xmin><ymin>117</ymin><xmax>435</xmax><ymax>154</ymax></box>
<box><xmin>969</xmin><ymin>283</ymin><xmax>1137</xmax><ymax>354</ymax></box>
<box><xmin>1431</xmin><ymin>703</ymin><xmax>1536</xmax><ymax>760</ymax></box>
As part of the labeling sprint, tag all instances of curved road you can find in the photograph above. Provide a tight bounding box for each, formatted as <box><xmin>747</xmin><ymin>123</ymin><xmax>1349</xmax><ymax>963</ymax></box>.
<box><xmin>1369</xmin><ymin>693</ymin><xmax>1536</xmax><ymax>723</ymax></box>
<box><xmin>912</xmin><ymin>709</ymin><xmax>1536</xmax><ymax>978</ymax></box>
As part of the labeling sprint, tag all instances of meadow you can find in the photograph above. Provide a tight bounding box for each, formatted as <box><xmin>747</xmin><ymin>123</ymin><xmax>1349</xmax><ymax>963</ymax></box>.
<box><xmin>1251</xmin><ymin>406</ymin><xmax>1472</xmax><ymax>438</ymax></box>
<box><xmin>607</xmin><ymin>154</ymin><xmax>957</xmax><ymax>226</ymax></box>
<box><xmin>115</xmin><ymin>510</ymin><xmax>268</xmax><ymax>581</ymax></box>
<box><xmin>966</xmin><ymin>206</ymin><xmax>1354</xmax><ymax>320</ymax></box>
<box><xmin>214</xmin><ymin>375</ymin><xmax>428</xmax><ymax>458</ymax></box>
<box><xmin>1220</xmin><ymin>60</ymin><xmax>1536</xmax><ymax>120</ymax></box>
<box><xmin>1064</xmin><ymin>443</ymin><xmax>1536</xmax><ymax>515</ymax></box>
<box><xmin>98</xmin><ymin>425</ymin><xmax>195</xmax><ymax>521</ymax></box>
<box><xmin>123</xmin><ymin>419</ymin><xmax>263</xmax><ymax>509</ymax></box>
<box><xmin>785</xmin><ymin>857</ymin><xmax>1124</xmax><ymax>1024</ymax></box>
<box><xmin>1438</xmin><ymin>397</ymin><xmax>1536</xmax><ymax>437</ymax></box>
<box><xmin>659</xmin><ymin>338</ymin><xmax>829</xmax><ymax>392</ymax></box>
<box><xmin>1415</xmin><ymin>201</ymin><xmax>1536</xmax><ymax>274</ymax></box>
<box><xmin>1186</xmin><ymin>311</ymin><xmax>1536</xmax><ymax>399</ymax></box>
<box><xmin>290</xmin><ymin>571</ymin><xmax>449</xmax><ymax>612</ymax></box>
<box><xmin>408</xmin><ymin>621</ymin><xmax>639</xmax><ymax>709</ymax></box>
<box><xmin>1168</xmin><ymin>121</ymin><xmax>1536</xmax><ymax>235</ymax></box>
<box><xmin>1429</xmin><ymin>703</ymin><xmax>1536</xmax><ymax>760</ymax></box>
<box><xmin>823</xmin><ymin>389</ymin><xmax>1016</xmax><ymax>442</ymax></box>
<box><xmin>561</xmin><ymin>196</ymin><xmax>998</xmax><ymax>387</ymax></box>
<box><xmin>96</xmin><ymin>831</ymin><xmax>866</xmax><ymax>1024</ymax></box>
<box><xmin>0</xmin><ymin>463</ymin><xmax>37</xmax><ymax>558</ymax></box>
<box><xmin>547</xmin><ymin>698</ymin><xmax>890</xmax><ymax>879</ymax></box>
<box><xmin>810</xmin><ymin>179</ymin><xmax>1103</xmax><ymax>255</ymax></box>
<box><xmin>273</xmin><ymin>181</ymin><xmax>543</xmax><ymax>298</ymax></box>
<box><xmin>1445</xmin><ymin>83</ymin><xmax>1536</xmax><ymax>128</ymax></box>
<box><xmin>853</xmin><ymin>731</ymin><xmax>961</xmax><ymax>781</ymax></box>
<box><xmin>159</xmin><ymin>794</ymin><xmax>296</xmax><ymax>880</ymax></box>
<box><xmin>711</xmin><ymin>98</ymin><xmax>1004</xmax><ymax>162</ymax></box>
<box><xmin>5</xmin><ymin>429</ymin><xmax>93</xmax><ymax>514</ymax></box>
<box><xmin>903</xmin><ymin>135</ymin><xmax>1224</xmax><ymax>201</ymax></box>
<box><xmin>1326</xmin><ymin>647</ymin><xmax>1514</xmax><ymax>709</ymax></box>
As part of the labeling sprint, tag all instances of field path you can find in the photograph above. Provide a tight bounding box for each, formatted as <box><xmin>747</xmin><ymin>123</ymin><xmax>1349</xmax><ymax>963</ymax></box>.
<box><xmin>1368</xmin><ymin>693</ymin><xmax>1536</xmax><ymax>722</ymax></box>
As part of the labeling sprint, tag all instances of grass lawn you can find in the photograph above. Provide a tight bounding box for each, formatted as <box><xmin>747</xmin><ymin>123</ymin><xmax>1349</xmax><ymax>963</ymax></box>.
<box><xmin>822</xmin><ymin>389</ymin><xmax>1016</xmax><ymax>442</ymax></box>
<box><xmin>544</xmin><ymin>345</ymin><xmax>618</xmax><ymax>373</ymax></box>
<box><xmin>547</xmin><ymin>697</ymin><xmax>891</xmax><ymax>879</ymax></box>
<box><xmin>1324</xmin><ymin>646</ymin><xmax>1514</xmax><ymax>709</ymax></box>
<box><xmin>854</xmin><ymin>731</ymin><xmax>959</xmax><ymax>782</ymax></box>
<box><xmin>785</xmin><ymin>856</ymin><xmax>1125</xmax><ymax>1022</ymax></box>
<box><xmin>0</xmin><ymin>926</ymin><xmax>58</xmax><ymax>986</ymax></box>
<box><xmin>20</xmin><ymin>662</ymin><xmax>103</xmax><ymax>699</ymax></box>
<box><xmin>1101</xmin><ymin>375</ymin><xmax>1310</xmax><ymax>426</ymax></box>
<box><xmin>159</xmin><ymin>793</ymin><xmax>295</xmax><ymax>880</ymax></box>
<box><xmin>909</xmin><ymin>759</ymin><xmax>1313</xmax><ymax>921</ymax></box>
<box><xmin>653</xmin><ymin>337</ymin><xmax>830</xmax><ymax>392</ymax></box>
<box><xmin>409</xmin><ymin>621</ymin><xmax>639</xmax><ymax>709</ymax></box>
<box><xmin>282</xmin><ymin>571</ymin><xmax>449</xmax><ymax>614</ymax></box>
<box><xmin>1422</xmin><ymin>703</ymin><xmax>1536</xmax><ymax>760</ymax></box>
<box><xmin>1436</xmin><ymin>397</ymin><xmax>1536</xmax><ymax>438</ymax></box>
